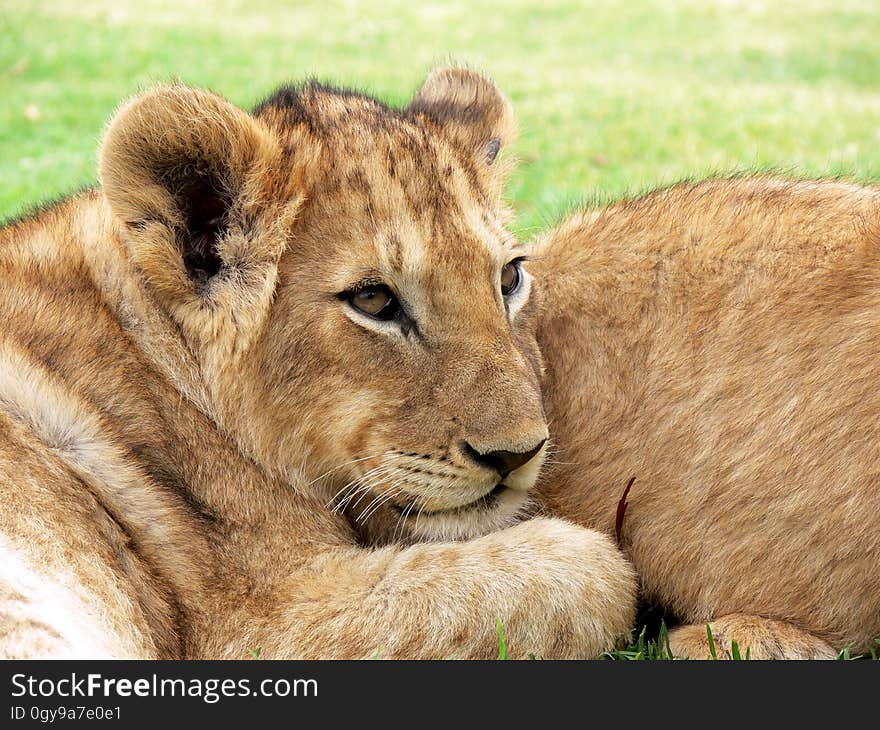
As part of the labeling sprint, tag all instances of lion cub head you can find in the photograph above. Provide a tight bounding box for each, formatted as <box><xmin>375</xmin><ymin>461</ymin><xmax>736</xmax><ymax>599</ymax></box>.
<box><xmin>99</xmin><ymin>68</ymin><xmax>547</xmax><ymax>543</ymax></box>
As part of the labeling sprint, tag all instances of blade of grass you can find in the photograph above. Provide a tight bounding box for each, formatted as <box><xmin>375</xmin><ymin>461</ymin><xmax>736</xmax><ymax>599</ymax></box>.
<box><xmin>730</xmin><ymin>639</ymin><xmax>742</xmax><ymax>661</ymax></box>
<box><xmin>706</xmin><ymin>624</ymin><xmax>718</xmax><ymax>660</ymax></box>
<box><xmin>659</xmin><ymin>620</ymin><xmax>674</xmax><ymax>660</ymax></box>
<box><xmin>496</xmin><ymin>618</ymin><xmax>507</xmax><ymax>660</ymax></box>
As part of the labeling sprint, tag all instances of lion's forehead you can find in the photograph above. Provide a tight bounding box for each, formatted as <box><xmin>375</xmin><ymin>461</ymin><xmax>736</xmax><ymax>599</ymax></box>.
<box><xmin>302</xmin><ymin>137</ymin><xmax>509</xmax><ymax>275</ymax></box>
<box><xmin>320</xmin><ymin>122</ymin><xmax>486</xmax><ymax>211</ymax></box>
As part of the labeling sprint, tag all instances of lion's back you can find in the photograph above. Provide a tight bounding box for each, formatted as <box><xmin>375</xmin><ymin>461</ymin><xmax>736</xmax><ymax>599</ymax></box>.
<box><xmin>534</xmin><ymin>176</ymin><xmax>880</xmax><ymax>650</ymax></box>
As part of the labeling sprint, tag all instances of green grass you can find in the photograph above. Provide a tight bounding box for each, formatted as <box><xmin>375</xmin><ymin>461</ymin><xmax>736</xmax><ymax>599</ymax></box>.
<box><xmin>2</xmin><ymin>0</ymin><xmax>880</xmax><ymax>234</ymax></box>
<box><xmin>601</xmin><ymin>622</ymin><xmax>682</xmax><ymax>661</ymax></box>
<box><xmin>603</xmin><ymin>625</ymin><xmax>880</xmax><ymax>661</ymax></box>
<box><xmin>499</xmin><ymin>619</ymin><xmax>880</xmax><ymax>660</ymax></box>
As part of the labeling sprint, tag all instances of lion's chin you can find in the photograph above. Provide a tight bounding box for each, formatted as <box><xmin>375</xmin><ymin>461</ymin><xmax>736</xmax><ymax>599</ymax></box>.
<box><xmin>354</xmin><ymin>486</ymin><xmax>534</xmax><ymax>545</ymax></box>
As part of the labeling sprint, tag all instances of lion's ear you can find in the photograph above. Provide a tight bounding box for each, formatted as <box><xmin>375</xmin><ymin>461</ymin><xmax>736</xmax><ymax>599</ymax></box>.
<box><xmin>100</xmin><ymin>84</ymin><xmax>300</xmax><ymax>353</ymax></box>
<box><xmin>408</xmin><ymin>67</ymin><xmax>516</xmax><ymax>180</ymax></box>
<box><xmin>100</xmin><ymin>85</ymin><xmax>302</xmax><ymax>356</ymax></box>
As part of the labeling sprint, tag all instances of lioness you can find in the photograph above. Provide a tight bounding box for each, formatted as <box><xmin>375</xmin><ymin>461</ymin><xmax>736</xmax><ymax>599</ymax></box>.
<box><xmin>0</xmin><ymin>69</ymin><xmax>636</xmax><ymax>659</ymax></box>
<box><xmin>531</xmin><ymin>178</ymin><xmax>880</xmax><ymax>659</ymax></box>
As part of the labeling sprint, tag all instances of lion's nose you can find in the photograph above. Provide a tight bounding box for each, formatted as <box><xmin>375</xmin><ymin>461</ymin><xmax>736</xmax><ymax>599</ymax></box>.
<box><xmin>463</xmin><ymin>439</ymin><xmax>546</xmax><ymax>478</ymax></box>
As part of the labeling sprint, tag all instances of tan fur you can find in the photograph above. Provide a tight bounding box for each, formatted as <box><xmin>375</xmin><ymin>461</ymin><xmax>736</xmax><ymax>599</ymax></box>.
<box><xmin>0</xmin><ymin>69</ymin><xmax>636</xmax><ymax>659</ymax></box>
<box><xmin>531</xmin><ymin>177</ymin><xmax>880</xmax><ymax>658</ymax></box>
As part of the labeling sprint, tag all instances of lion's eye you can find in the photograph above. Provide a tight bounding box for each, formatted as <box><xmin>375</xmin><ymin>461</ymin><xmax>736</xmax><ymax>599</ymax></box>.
<box><xmin>347</xmin><ymin>285</ymin><xmax>400</xmax><ymax>320</ymax></box>
<box><xmin>500</xmin><ymin>260</ymin><xmax>522</xmax><ymax>297</ymax></box>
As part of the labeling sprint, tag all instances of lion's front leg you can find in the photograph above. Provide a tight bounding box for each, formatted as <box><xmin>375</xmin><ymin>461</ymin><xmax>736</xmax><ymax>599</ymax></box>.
<box><xmin>238</xmin><ymin>518</ymin><xmax>637</xmax><ymax>660</ymax></box>
<box><xmin>667</xmin><ymin>614</ymin><xmax>838</xmax><ymax>660</ymax></box>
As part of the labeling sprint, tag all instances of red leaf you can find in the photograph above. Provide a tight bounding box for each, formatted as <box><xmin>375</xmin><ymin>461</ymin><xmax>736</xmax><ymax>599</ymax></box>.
<box><xmin>615</xmin><ymin>477</ymin><xmax>636</xmax><ymax>547</ymax></box>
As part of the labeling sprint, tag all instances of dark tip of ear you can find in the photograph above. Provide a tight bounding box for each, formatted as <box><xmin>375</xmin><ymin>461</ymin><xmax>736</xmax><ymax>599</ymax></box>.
<box><xmin>485</xmin><ymin>137</ymin><xmax>501</xmax><ymax>165</ymax></box>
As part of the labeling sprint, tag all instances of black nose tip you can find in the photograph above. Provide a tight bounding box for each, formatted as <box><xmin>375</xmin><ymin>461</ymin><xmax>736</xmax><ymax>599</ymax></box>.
<box><xmin>463</xmin><ymin>439</ymin><xmax>546</xmax><ymax>478</ymax></box>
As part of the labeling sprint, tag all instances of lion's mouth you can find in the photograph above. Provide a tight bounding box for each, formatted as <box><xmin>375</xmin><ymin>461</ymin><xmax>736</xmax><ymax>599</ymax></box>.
<box><xmin>392</xmin><ymin>483</ymin><xmax>510</xmax><ymax>517</ymax></box>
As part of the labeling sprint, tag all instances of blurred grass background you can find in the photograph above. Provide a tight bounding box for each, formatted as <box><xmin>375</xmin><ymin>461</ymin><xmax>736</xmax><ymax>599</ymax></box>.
<box><xmin>2</xmin><ymin>0</ymin><xmax>879</xmax><ymax>234</ymax></box>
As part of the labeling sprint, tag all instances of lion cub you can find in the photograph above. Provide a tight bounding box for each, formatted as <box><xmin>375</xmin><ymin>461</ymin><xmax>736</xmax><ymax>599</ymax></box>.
<box><xmin>532</xmin><ymin>177</ymin><xmax>880</xmax><ymax>658</ymax></box>
<box><xmin>0</xmin><ymin>69</ymin><xmax>635</xmax><ymax>658</ymax></box>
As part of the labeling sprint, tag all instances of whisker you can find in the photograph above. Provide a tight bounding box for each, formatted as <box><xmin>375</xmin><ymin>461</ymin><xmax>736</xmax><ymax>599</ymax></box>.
<box><xmin>358</xmin><ymin>482</ymin><xmax>406</xmax><ymax>523</ymax></box>
<box><xmin>393</xmin><ymin>498</ymin><xmax>417</xmax><ymax>543</ymax></box>
<box><xmin>324</xmin><ymin>455</ymin><xmax>405</xmax><ymax>510</ymax></box>
<box><xmin>354</xmin><ymin>475</ymin><xmax>409</xmax><ymax>524</ymax></box>
<box><xmin>334</xmin><ymin>476</ymin><xmax>383</xmax><ymax>513</ymax></box>
<box><xmin>413</xmin><ymin>493</ymin><xmax>429</xmax><ymax>536</ymax></box>
<box><xmin>347</xmin><ymin>463</ymin><xmax>403</xmax><ymax>511</ymax></box>
<box><xmin>362</xmin><ymin>470</ymin><xmax>418</xmax><ymax>522</ymax></box>
<box><xmin>326</xmin><ymin>475</ymin><xmax>372</xmax><ymax>511</ymax></box>
<box><xmin>308</xmin><ymin>452</ymin><xmax>390</xmax><ymax>489</ymax></box>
